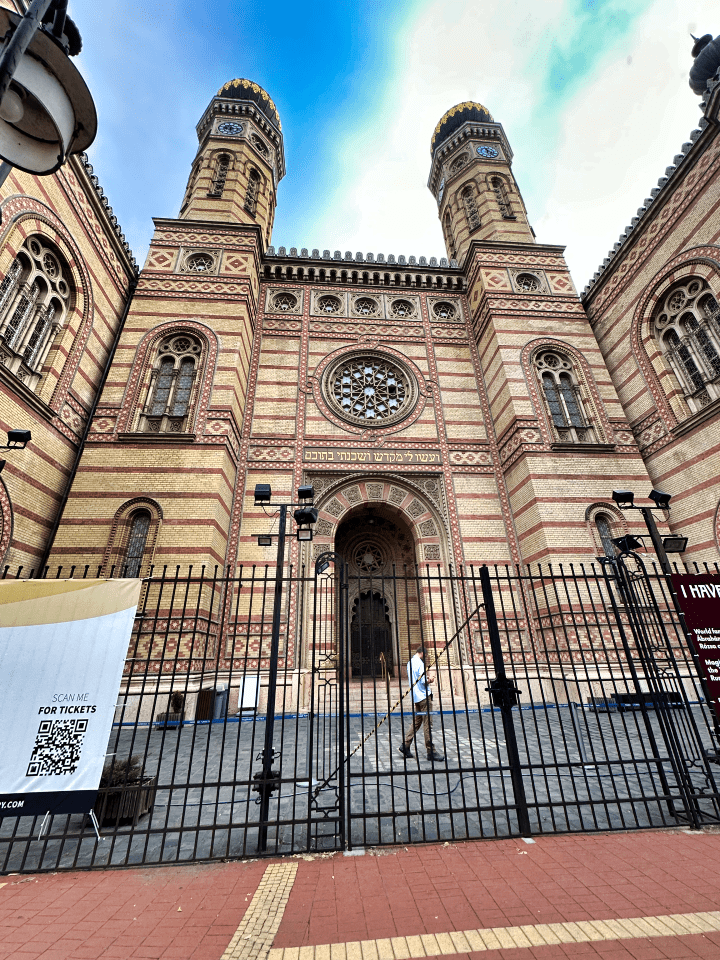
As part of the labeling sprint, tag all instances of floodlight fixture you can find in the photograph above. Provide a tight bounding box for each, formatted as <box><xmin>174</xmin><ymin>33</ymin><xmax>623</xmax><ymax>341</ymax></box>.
<box><xmin>257</xmin><ymin>534</ymin><xmax>272</xmax><ymax>547</ymax></box>
<box><xmin>648</xmin><ymin>489</ymin><xmax>672</xmax><ymax>510</ymax></box>
<box><xmin>612</xmin><ymin>490</ymin><xmax>635</xmax><ymax>508</ymax></box>
<box><xmin>297</xmin><ymin>485</ymin><xmax>314</xmax><ymax>501</ymax></box>
<box><xmin>6</xmin><ymin>428</ymin><xmax>30</xmax><ymax>448</ymax></box>
<box><xmin>254</xmin><ymin>483</ymin><xmax>271</xmax><ymax>505</ymax></box>
<box><xmin>611</xmin><ymin>534</ymin><xmax>645</xmax><ymax>553</ymax></box>
<box><xmin>316</xmin><ymin>558</ymin><xmax>330</xmax><ymax>574</ymax></box>
<box><xmin>296</xmin><ymin>528</ymin><xmax>313</xmax><ymax>542</ymax></box>
<box><xmin>294</xmin><ymin>505</ymin><xmax>318</xmax><ymax>541</ymax></box>
<box><xmin>662</xmin><ymin>536</ymin><xmax>688</xmax><ymax>554</ymax></box>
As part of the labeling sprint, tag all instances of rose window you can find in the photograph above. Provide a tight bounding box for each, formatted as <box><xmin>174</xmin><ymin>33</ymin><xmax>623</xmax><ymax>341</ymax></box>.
<box><xmin>390</xmin><ymin>299</ymin><xmax>413</xmax><ymax>318</ymax></box>
<box><xmin>355</xmin><ymin>297</ymin><xmax>379</xmax><ymax>316</ymax></box>
<box><xmin>186</xmin><ymin>253</ymin><xmax>215</xmax><ymax>272</ymax></box>
<box><xmin>42</xmin><ymin>253</ymin><xmax>59</xmax><ymax>278</ymax></box>
<box><xmin>325</xmin><ymin>353</ymin><xmax>415</xmax><ymax>426</ymax></box>
<box><xmin>318</xmin><ymin>295</ymin><xmax>341</xmax><ymax>314</ymax></box>
<box><xmin>272</xmin><ymin>292</ymin><xmax>298</xmax><ymax>312</ymax></box>
<box><xmin>354</xmin><ymin>541</ymin><xmax>384</xmax><ymax>575</ymax></box>
<box><xmin>432</xmin><ymin>301</ymin><xmax>456</xmax><ymax>319</ymax></box>
<box><xmin>516</xmin><ymin>273</ymin><xmax>540</xmax><ymax>292</ymax></box>
<box><xmin>667</xmin><ymin>290</ymin><xmax>686</xmax><ymax>313</ymax></box>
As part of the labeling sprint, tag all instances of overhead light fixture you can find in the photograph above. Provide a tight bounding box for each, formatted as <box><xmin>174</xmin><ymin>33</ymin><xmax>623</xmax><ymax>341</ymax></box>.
<box><xmin>648</xmin><ymin>489</ymin><xmax>672</xmax><ymax>510</ymax></box>
<box><xmin>611</xmin><ymin>534</ymin><xmax>644</xmax><ymax>553</ymax></box>
<box><xmin>612</xmin><ymin>490</ymin><xmax>635</xmax><ymax>508</ymax></box>
<box><xmin>662</xmin><ymin>536</ymin><xmax>688</xmax><ymax>553</ymax></box>
<box><xmin>294</xmin><ymin>505</ymin><xmax>318</xmax><ymax>541</ymax></box>
<box><xmin>5</xmin><ymin>429</ymin><xmax>30</xmax><ymax>448</ymax></box>
<box><xmin>257</xmin><ymin>534</ymin><xmax>272</xmax><ymax>547</ymax></box>
<box><xmin>254</xmin><ymin>483</ymin><xmax>271</xmax><ymax>505</ymax></box>
<box><xmin>0</xmin><ymin>6</ymin><xmax>97</xmax><ymax>176</ymax></box>
<box><xmin>316</xmin><ymin>558</ymin><xmax>330</xmax><ymax>575</ymax></box>
<box><xmin>297</xmin><ymin>485</ymin><xmax>314</xmax><ymax>501</ymax></box>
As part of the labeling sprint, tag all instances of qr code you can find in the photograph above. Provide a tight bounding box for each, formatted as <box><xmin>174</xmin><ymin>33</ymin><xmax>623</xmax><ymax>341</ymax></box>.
<box><xmin>26</xmin><ymin>718</ymin><xmax>88</xmax><ymax>777</ymax></box>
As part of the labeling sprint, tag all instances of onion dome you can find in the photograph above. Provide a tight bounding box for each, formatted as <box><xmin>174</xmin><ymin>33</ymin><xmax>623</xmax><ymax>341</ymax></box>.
<box><xmin>216</xmin><ymin>78</ymin><xmax>281</xmax><ymax>130</ymax></box>
<box><xmin>689</xmin><ymin>34</ymin><xmax>720</xmax><ymax>96</ymax></box>
<box><xmin>431</xmin><ymin>101</ymin><xmax>494</xmax><ymax>152</ymax></box>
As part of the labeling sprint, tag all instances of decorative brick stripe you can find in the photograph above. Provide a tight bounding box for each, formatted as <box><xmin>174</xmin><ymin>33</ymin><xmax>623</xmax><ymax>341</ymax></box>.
<box><xmin>267</xmin><ymin>910</ymin><xmax>720</xmax><ymax>960</ymax></box>
<box><xmin>222</xmin><ymin>862</ymin><xmax>298</xmax><ymax>960</ymax></box>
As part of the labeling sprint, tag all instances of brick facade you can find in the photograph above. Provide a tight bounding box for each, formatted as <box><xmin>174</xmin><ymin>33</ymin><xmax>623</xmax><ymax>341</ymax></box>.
<box><xmin>0</xmin><ymin>76</ymin><xmax>717</xmax><ymax>603</ymax></box>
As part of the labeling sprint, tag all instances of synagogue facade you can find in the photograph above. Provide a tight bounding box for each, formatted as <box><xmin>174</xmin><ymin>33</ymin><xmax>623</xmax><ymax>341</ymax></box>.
<box><xmin>1</xmin><ymin>61</ymin><xmax>720</xmax><ymax>602</ymax></box>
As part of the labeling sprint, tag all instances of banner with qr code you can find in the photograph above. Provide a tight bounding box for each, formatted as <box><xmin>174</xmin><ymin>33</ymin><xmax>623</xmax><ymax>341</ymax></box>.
<box><xmin>0</xmin><ymin>579</ymin><xmax>142</xmax><ymax>817</ymax></box>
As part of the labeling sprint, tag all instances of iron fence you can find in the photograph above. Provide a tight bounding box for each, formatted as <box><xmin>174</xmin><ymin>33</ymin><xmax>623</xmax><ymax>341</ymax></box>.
<box><xmin>0</xmin><ymin>557</ymin><xmax>719</xmax><ymax>873</ymax></box>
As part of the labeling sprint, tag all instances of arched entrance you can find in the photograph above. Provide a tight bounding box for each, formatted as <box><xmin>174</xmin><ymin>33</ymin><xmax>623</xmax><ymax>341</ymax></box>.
<box><xmin>350</xmin><ymin>592</ymin><xmax>392</xmax><ymax>678</ymax></box>
<box><xmin>336</xmin><ymin>506</ymin><xmax>416</xmax><ymax>681</ymax></box>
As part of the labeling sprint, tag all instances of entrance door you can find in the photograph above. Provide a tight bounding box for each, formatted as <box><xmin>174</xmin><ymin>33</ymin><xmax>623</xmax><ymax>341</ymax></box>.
<box><xmin>350</xmin><ymin>592</ymin><xmax>393</xmax><ymax>678</ymax></box>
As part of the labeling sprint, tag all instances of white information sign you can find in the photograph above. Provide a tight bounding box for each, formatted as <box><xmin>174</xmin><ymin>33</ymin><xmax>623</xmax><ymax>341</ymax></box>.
<box><xmin>0</xmin><ymin>579</ymin><xmax>142</xmax><ymax>818</ymax></box>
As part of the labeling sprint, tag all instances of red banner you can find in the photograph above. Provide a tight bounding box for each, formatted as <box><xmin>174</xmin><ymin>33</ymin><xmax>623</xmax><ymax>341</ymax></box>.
<box><xmin>671</xmin><ymin>574</ymin><xmax>720</xmax><ymax>719</ymax></box>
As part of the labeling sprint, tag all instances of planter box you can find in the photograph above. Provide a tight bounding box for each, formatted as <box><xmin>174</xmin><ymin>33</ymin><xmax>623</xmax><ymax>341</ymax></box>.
<box><xmin>155</xmin><ymin>711</ymin><xmax>184</xmax><ymax>729</ymax></box>
<box><xmin>93</xmin><ymin>776</ymin><xmax>157</xmax><ymax>827</ymax></box>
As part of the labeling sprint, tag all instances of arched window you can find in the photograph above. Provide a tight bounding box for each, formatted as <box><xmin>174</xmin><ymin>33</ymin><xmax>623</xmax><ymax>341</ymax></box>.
<box><xmin>245</xmin><ymin>168</ymin><xmax>261</xmax><ymax>215</ymax></box>
<box><xmin>461</xmin><ymin>185</ymin><xmax>480</xmax><ymax>232</ymax></box>
<box><xmin>124</xmin><ymin>510</ymin><xmax>151</xmax><ymax>577</ymax></box>
<box><xmin>140</xmin><ymin>333</ymin><xmax>202</xmax><ymax>434</ymax></box>
<box><xmin>654</xmin><ymin>279</ymin><xmax>720</xmax><ymax>410</ymax></box>
<box><xmin>0</xmin><ymin>237</ymin><xmax>71</xmax><ymax>387</ymax></box>
<box><xmin>535</xmin><ymin>350</ymin><xmax>593</xmax><ymax>442</ymax></box>
<box><xmin>490</xmin><ymin>176</ymin><xmax>513</xmax><ymax>218</ymax></box>
<box><xmin>595</xmin><ymin>514</ymin><xmax>615</xmax><ymax>557</ymax></box>
<box><xmin>208</xmin><ymin>153</ymin><xmax>230</xmax><ymax>198</ymax></box>
<box><xmin>443</xmin><ymin>210</ymin><xmax>456</xmax><ymax>260</ymax></box>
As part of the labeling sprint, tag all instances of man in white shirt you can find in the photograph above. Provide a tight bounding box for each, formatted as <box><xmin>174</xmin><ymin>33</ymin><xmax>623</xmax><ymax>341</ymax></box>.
<box><xmin>399</xmin><ymin>644</ymin><xmax>443</xmax><ymax>762</ymax></box>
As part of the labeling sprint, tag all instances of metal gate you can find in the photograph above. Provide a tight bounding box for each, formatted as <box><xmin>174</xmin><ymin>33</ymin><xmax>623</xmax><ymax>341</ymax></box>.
<box><xmin>1</xmin><ymin>557</ymin><xmax>719</xmax><ymax>873</ymax></box>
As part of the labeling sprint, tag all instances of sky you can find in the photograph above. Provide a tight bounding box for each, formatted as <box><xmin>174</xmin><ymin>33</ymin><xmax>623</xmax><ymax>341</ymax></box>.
<box><xmin>68</xmin><ymin>0</ymin><xmax>715</xmax><ymax>289</ymax></box>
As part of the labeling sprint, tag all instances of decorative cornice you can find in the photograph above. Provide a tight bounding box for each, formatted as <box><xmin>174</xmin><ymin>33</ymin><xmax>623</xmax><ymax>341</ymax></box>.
<box><xmin>73</xmin><ymin>153</ymin><xmax>138</xmax><ymax>273</ymax></box>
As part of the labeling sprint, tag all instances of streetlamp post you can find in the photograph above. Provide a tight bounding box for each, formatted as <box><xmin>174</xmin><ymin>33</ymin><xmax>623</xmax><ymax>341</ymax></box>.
<box><xmin>252</xmin><ymin>483</ymin><xmax>317</xmax><ymax>853</ymax></box>
<box><xmin>610</xmin><ymin>489</ymin><xmax>688</xmax><ymax>573</ymax></box>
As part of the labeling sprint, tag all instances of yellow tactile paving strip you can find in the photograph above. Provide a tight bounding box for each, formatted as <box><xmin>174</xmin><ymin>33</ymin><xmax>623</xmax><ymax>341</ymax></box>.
<box><xmin>267</xmin><ymin>910</ymin><xmax>720</xmax><ymax>960</ymax></box>
<box><xmin>222</xmin><ymin>862</ymin><xmax>298</xmax><ymax>960</ymax></box>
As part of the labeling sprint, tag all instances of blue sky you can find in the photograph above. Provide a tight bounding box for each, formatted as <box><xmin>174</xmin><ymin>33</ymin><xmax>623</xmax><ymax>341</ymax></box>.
<box><xmin>70</xmin><ymin>0</ymin><xmax>713</xmax><ymax>286</ymax></box>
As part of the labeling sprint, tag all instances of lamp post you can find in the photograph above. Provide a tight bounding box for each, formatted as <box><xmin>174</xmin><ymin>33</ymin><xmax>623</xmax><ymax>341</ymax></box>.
<box><xmin>0</xmin><ymin>0</ymin><xmax>96</xmax><ymax>192</ymax></box>
<box><xmin>252</xmin><ymin>483</ymin><xmax>317</xmax><ymax>852</ymax></box>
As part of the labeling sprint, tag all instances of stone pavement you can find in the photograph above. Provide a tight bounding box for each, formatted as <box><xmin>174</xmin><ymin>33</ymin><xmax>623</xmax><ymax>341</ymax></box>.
<box><xmin>3</xmin><ymin>829</ymin><xmax>720</xmax><ymax>959</ymax></box>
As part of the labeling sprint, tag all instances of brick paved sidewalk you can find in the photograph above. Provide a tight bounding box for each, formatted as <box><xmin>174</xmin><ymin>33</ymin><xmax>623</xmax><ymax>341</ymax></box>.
<box><xmin>3</xmin><ymin>830</ymin><xmax>720</xmax><ymax>959</ymax></box>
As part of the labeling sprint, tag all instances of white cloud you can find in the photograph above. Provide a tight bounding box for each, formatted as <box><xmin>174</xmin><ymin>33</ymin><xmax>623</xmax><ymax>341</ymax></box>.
<box><xmin>307</xmin><ymin>0</ymin><xmax>713</xmax><ymax>286</ymax></box>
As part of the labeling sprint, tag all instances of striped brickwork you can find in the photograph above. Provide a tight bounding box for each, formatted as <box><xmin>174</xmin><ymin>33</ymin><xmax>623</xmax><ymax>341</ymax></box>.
<box><xmin>583</xmin><ymin>97</ymin><xmax>720</xmax><ymax>563</ymax></box>
<box><xmin>0</xmin><ymin>156</ymin><xmax>136</xmax><ymax>571</ymax></box>
<box><xmin>467</xmin><ymin>242</ymin><xmax>657</xmax><ymax>565</ymax></box>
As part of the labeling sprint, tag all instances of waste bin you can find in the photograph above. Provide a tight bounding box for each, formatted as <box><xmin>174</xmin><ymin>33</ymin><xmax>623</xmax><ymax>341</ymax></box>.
<box><xmin>213</xmin><ymin>683</ymin><xmax>229</xmax><ymax>720</ymax></box>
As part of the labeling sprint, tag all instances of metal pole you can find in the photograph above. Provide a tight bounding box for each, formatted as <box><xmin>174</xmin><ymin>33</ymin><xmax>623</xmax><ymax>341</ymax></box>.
<box><xmin>0</xmin><ymin>0</ymin><xmax>56</xmax><ymax>106</ymax></box>
<box><xmin>479</xmin><ymin>565</ymin><xmax>531</xmax><ymax>837</ymax></box>
<box><xmin>257</xmin><ymin>502</ymin><xmax>286</xmax><ymax>852</ymax></box>
<box><xmin>639</xmin><ymin>507</ymin><xmax>671</xmax><ymax>574</ymax></box>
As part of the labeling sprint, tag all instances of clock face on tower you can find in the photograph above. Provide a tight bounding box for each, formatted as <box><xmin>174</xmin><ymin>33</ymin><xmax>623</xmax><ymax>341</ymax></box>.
<box><xmin>218</xmin><ymin>121</ymin><xmax>243</xmax><ymax>136</ymax></box>
<box><xmin>477</xmin><ymin>145</ymin><xmax>499</xmax><ymax>159</ymax></box>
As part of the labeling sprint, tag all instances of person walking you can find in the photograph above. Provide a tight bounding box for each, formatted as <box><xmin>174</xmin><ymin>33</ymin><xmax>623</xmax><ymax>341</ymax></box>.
<box><xmin>399</xmin><ymin>644</ymin><xmax>443</xmax><ymax>762</ymax></box>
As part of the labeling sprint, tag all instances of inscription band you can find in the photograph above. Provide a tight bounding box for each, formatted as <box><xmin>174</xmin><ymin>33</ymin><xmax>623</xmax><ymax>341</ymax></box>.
<box><xmin>304</xmin><ymin>448</ymin><xmax>441</xmax><ymax>465</ymax></box>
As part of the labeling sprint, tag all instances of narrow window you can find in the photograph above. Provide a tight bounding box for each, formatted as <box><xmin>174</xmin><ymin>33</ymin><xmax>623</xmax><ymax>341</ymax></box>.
<box><xmin>4</xmin><ymin>280</ymin><xmax>39</xmax><ymax>348</ymax></box>
<box><xmin>124</xmin><ymin>510</ymin><xmax>151</xmax><ymax>577</ymax></box>
<box><xmin>171</xmin><ymin>358</ymin><xmax>195</xmax><ymax>417</ymax></box>
<box><xmin>208</xmin><ymin>153</ymin><xmax>230</xmax><ymax>198</ymax></box>
<box><xmin>0</xmin><ymin>259</ymin><xmax>21</xmax><ymax>313</ymax></box>
<box><xmin>491</xmin><ymin>177</ymin><xmax>512</xmax><ymax>218</ymax></box>
<box><xmin>150</xmin><ymin>357</ymin><xmax>174</xmax><ymax>415</ymax></box>
<box><xmin>444</xmin><ymin>210</ymin><xmax>456</xmax><ymax>259</ymax></box>
<box><xmin>245</xmin><ymin>168</ymin><xmax>260</xmax><ymax>215</ymax></box>
<box><xmin>596</xmin><ymin>514</ymin><xmax>615</xmax><ymax>557</ymax></box>
<box><xmin>23</xmin><ymin>303</ymin><xmax>55</xmax><ymax>366</ymax></box>
<box><xmin>461</xmin><ymin>186</ymin><xmax>480</xmax><ymax>231</ymax></box>
<box><xmin>664</xmin><ymin>330</ymin><xmax>705</xmax><ymax>393</ymax></box>
<box><xmin>542</xmin><ymin>373</ymin><xmax>565</xmax><ymax>427</ymax></box>
<box><xmin>559</xmin><ymin>372</ymin><xmax>583</xmax><ymax>427</ymax></box>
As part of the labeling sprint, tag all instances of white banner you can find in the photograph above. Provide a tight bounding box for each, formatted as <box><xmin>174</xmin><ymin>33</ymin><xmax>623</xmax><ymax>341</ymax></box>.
<box><xmin>0</xmin><ymin>579</ymin><xmax>142</xmax><ymax>817</ymax></box>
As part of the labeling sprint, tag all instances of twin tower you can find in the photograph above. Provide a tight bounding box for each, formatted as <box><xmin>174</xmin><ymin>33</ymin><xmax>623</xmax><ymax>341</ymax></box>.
<box><xmin>179</xmin><ymin>79</ymin><xmax>535</xmax><ymax>260</ymax></box>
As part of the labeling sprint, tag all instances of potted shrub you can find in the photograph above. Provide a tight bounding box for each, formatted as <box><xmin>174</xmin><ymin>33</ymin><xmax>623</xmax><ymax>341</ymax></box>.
<box><xmin>155</xmin><ymin>691</ymin><xmax>185</xmax><ymax>729</ymax></box>
<box><xmin>93</xmin><ymin>755</ymin><xmax>157</xmax><ymax>827</ymax></box>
